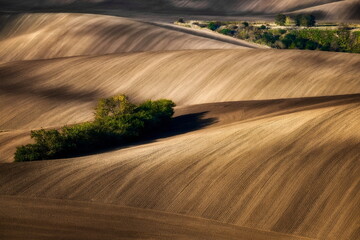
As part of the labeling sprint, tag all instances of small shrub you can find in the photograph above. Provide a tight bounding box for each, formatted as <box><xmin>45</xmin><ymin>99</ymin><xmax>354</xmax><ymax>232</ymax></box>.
<box><xmin>305</xmin><ymin>40</ymin><xmax>319</xmax><ymax>50</ymax></box>
<box><xmin>275</xmin><ymin>14</ymin><xmax>286</xmax><ymax>26</ymax></box>
<box><xmin>178</xmin><ymin>18</ymin><xmax>185</xmax><ymax>23</ymax></box>
<box><xmin>294</xmin><ymin>38</ymin><xmax>308</xmax><ymax>49</ymax></box>
<box><xmin>281</xmin><ymin>33</ymin><xmax>297</xmax><ymax>48</ymax></box>
<box><xmin>295</xmin><ymin>14</ymin><xmax>316</xmax><ymax>27</ymax></box>
<box><xmin>285</xmin><ymin>16</ymin><xmax>294</xmax><ymax>25</ymax></box>
<box><xmin>259</xmin><ymin>25</ymin><xmax>267</xmax><ymax>30</ymax></box>
<box><xmin>242</xmin><ymin>21</ymin><xmax>249</xmax><ymax>27</ymax></box>
<box><xmin>320</xmin><ymin>43</ymin><xmax>331</xmax><ymax>51</ymax></box>
<box><xmin>237</xmin><ymin>30</ymin><xmax>250</xmax><ymax>39</ymax></box>
<box><xmin>274</xmin><ymin>40</ymin><xmax>286</xmax><ymax>49</ymax></box>
<box><xmin>219</xmin><ymin>28</ymin><xmax>234</xmax><ymax>36</ymax></box>
<box><xmin>208</xmin><ymin>21</ymin><xmax>221</xmax><ymax>31</ymax></box>
<box><xmin>259</xmin><ymin>32</ymin><xmax>278</xmax><ymax>44</ymax></box>
<box><xmin>228</xmin><ymin>24</ymin><xmax>238</xmax><ymax>30</ymax></box>
<box><xmin>294</xmin><ymin>15</ymin><xmax>302</xmax><ymax>26</ymax></box>
<box><xmin>279</xmin><ymin>29</ymin><xmax>287</xmax><ymax>35</ymax></box>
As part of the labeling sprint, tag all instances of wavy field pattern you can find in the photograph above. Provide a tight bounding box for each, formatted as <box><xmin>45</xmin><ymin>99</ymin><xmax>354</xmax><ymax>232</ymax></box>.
<box><xmin>0</xmin><ymin>99</ymin><xmax>359</xmax><ymax>239</ymax></box>
<box><xmin>0</xmin><ymin>2</ymin><xmax>359</xmax><ymax>240</ymax></box>
<box><xmin>1</xmin><ymin>49</ymin><xmax>359</xmax><ymax>130</ymax></box>
<box><xmin>0</xmin><ymin>13</ymin><xmax>253</xmax><ymax>62</ymax></box>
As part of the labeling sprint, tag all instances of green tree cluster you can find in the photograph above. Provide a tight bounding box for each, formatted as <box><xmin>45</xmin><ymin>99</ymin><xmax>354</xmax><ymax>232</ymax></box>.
<box><xmin>275</xmin><ymin>14</ymin><xmax>286</xmax><ymax>26</ymax></box>
<box><xmin>242</xmin><ymin>22</ymin><xmax>249</xmax><ymax>27</ymax></box>
<box><xmin>275</xmin><ymin>14</ymin><xmax>316</xmax><ymax>27</ymax></box>
<box><xmin>15</xmin><ymin>95</ymin><xmax>175</xmax><ymax>162</ymax></box>
<box><xmin>295</xmin><ymin>14</ymin><xmax>316</xmax><ymax>27</ymax></box>
<box><xmin>281</xmin><ymin>29</ymin><xmax>360</xmax><ymax>52</ymax></box>
<box><xmin>219</xmin><ymin>28</ymin><xmax>234</xmax><ymax>35</ymax></box>
<box><xmin>281</xmin><ymin>33</ymin><xmax>319</xmax><ymax>50</ymax></box>
<box><xmin>205</xmin><ymin>20</ymin><xmax>358</xmax><ymax>53</ymax></box>
<box><xmin>207</xmin><ymin>21</ymin><xmax>222</xmax><ymax>31</ymax></box>
<box><xmin>177</xmin><ymin>17</ymin><xmax>185</xmax><ymax>23</ymax></box>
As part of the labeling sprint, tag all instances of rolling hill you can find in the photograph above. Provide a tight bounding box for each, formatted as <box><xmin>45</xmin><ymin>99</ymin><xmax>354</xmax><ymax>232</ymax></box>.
<box><xmin>0</xmin><ymin>5</ymin><xmax>359</xmax><ymax>240</ymax></box>
<box><xmin>288</xmin><ymin>0</ymin><xmax>360</xmax><ymax>21</ymax></box>
<box><xmin>0</xmin><ymin>13</ymin><xmax>256</xmax><ymax>62</ymax></box>
<box><xmin>0</xmin><ymin>196</ymin><xmax>314</xmax><ymax>240</ymax></box>
<box><xmin>1</xmin><ymin>96</ymin><xmax>359</xmax><ymax>240</ymax></box>
<box><xmin>1</xmin><ymin>0</ymin><xmax>359</xmax><ymax>21</ymax></box>
<box><xmin>0</xmin><ymin>0</ymin><xmax>345</xmax><ymax>13</ymax></box>
<box><xmin>1</xmin><ymin>49</ymin><xmax>359</xmax><ymax>131</ymax></box>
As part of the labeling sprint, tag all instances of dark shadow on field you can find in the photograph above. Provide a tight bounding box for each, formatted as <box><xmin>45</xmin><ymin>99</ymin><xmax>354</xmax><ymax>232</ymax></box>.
<box><xmin>67</xmin><ymin>112</ymin><xmax>217</xmax><ymax>159</ymax></box>
<box><xmin>0</xmin><ymin>65</ymin><xmax>101</xmax><ymax>103</ymax></box>
<box><xmin>152</xmin><ymin>111</ymin><xmax>217</xmax><ymax>138</ymax></box>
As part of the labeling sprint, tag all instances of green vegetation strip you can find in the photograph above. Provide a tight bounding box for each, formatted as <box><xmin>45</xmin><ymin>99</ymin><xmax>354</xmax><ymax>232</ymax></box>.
<box><xmin>15</xmin><ymin>95</ymin><xmax>175</xmax><ymax>162</ymax></box>
<box><xmin>176</xmin><ymin>15</ymin><xmax>360</xmax><ymax>53</ymax></box>
<box><xmin>237</xmin><ymin>28</ymin><xmax>360</xmax><ymax>52</ymax></box>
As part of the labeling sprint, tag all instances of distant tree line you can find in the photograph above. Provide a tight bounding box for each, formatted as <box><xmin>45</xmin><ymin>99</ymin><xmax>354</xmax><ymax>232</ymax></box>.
<box><xmin>178</xmin><ymin>18</ymin><xmax>359</xmax><ymax>53</ymax></box>
<box><xmin>276</xmin><ymin>13</ymin><xmax>316</xmax><ymax>27</ymax></box>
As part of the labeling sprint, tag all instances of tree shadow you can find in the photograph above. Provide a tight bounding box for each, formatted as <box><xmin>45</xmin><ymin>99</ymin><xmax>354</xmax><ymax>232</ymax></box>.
<box><xmin>70</xmin><ymin>111</ymin><xmax>217</xmax><ymax>158</ymax></box>
<box><xmin>149</xmin><ymin>111</ymin><xmax>217</xmax><ymax>139</ymax></box>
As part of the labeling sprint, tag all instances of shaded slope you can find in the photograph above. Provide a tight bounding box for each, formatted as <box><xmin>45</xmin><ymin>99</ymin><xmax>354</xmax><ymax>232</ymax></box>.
<box><xmin>289</xmin><ymin>0</ymin><xmax>360</xmax><ymax>21</ymax></box>
<box><xmin>0</xmin><ymin>0</ymin><xmax>341</xmax><ymax>14</ymax></box>
<box><xmin>0</xmin><ymin>49</ymin><xmax>359</xmax><ymax>130</ymax></box>
<box><xmin>1</xmin><ymin>99</ymin><xmax>359</xmax><ymax>239</ymax></box>
<box><xmin>163</xmin><ymin>0</ymin><xmax>340</xmax><ymax>14</ymax></box>
<box><xmin>2</xmin><ymin>1</ymin><xmax>358</xmax><ymax>22</ymax></box>
<box><xmin>0</xmin><ymin>13</ymin><xmax>251</xmax><ymax>62</ymax></box>
<box><xmin>0</xmin><ymin>195</ymin><xmax>313</xmax><ymax>240</ymax></box>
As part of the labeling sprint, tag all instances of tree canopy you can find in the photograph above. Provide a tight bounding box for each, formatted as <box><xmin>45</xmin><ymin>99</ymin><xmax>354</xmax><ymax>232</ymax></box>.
<box><xmin>275</xmin><ymin>14</ymin><xmax>286</xmax><ymax>26</ymax></box>
<box><xmin>295</xmin><ymin>14</ymin><xmax>316</xmax><ymax>27</ymax></box>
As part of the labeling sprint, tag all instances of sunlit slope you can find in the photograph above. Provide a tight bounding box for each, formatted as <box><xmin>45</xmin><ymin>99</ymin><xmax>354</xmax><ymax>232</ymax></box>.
<box><xmin>0</xmin><ymin>196</ymin><xmax>313</xmax><ymax>240</ymax></box>
<box><xmin>0</xmin><ymin>13</ymin><xmax>250</xmax><ymax>62</ymax></box>
<box><xmin>1</xmin><ymin>100</ymin><xmax>359</xmax><ymax>240</ymax></box>
<box><xmin>1</xmin><ymin>49</ymin><xmax>359</xmax><ymax>130</ymax></box>
<box><xmin>0</xmin><ymin>130</ymin><xmax>31</xmax><ymax>163</ymax></box>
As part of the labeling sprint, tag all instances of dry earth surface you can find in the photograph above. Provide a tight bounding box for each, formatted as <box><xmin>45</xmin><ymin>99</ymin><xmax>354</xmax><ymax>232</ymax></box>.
<box><xmin>1</xmin><ymin>49</ymin><xmax>359</xmax><ymax>131</ymax></box>
<box><xmin>289</xmin><ymin>0</ymin><xmax>360</xmax><ymax>21</ymax></box>
<box><xmin>0</xmin><ymin>13</ymin><xmax>259</xmax><ymax>62</ymax></box>
<box><xmin>1</xmin><ymin>96</ymin><xmax>359</xmax><ymax>240</ymax></box>
<box><xmin>1</xmin><ymin>0</ymin><xmax>359</xmax><ymax>22</ymax></box>
<box><xmin>0</xmin><ymin>2</ymin><xmax>360</xmax><ymax>240</ymax></box>
<box><xmin>0</xmin><ymin>195</ymin><xmax>314</xmax><ymax>240</ymax></box>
